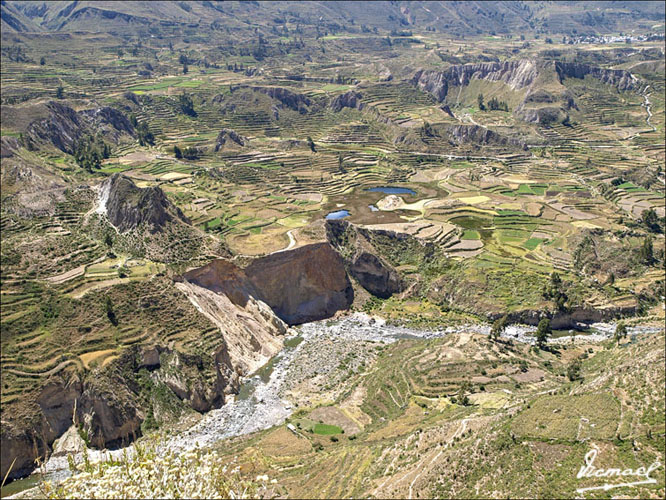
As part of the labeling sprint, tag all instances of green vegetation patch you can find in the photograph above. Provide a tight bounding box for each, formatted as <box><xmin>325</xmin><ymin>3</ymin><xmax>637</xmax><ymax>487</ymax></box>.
<box><xmin>522</xmin><ymin>238</ymin><xmax>545</xmax><ymax>250</ymax></box>
<box><xmin>313</xmin><ymin>423</ymin><xmax>343</xmax><ymax>435</ymax></box>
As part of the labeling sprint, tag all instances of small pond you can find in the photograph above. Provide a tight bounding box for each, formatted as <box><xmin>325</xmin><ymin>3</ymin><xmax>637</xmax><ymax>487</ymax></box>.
<box><xmin>325</xmin><ymin>209</ymin><xmax>350</xmax><ymax>220</ymax></box>
<box><xmin>366</xmin><ymin>186</ymin><xmax>416</xmax><ymax>195</ymax></box>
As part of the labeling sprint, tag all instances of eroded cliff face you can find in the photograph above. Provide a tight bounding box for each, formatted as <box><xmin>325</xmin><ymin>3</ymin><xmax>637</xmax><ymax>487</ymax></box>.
<box><xmin>214</xmin><ymin>128</ymin><xmax>248</xmax><ymax>151</ymax></box>
<box><xmin>326</xmin><ymin>220</ymin><xmax>403</xmax><ymax>300</ymax></box>
<box><xmin>349</xmin><ymin>251</ymin><xmax>402</xmax><ymax>299</ymax></box>
<box><xmin>0</xmin><ymin>375</ymin><xmax>81</xmax><ymax>480</ymax></box>
<box><xmin>24</xmin><ymin>101</ymin><xmax>135</xmax><ymax>154</ymax></box>
<box><xmin>330</xmin><ymin>90</ymin><xmax>365</xmax><ymax>112</ymax></box>
<box><xmin>251</xmin><ymin>86</ymin><xmax>312</xmax><ymax>113</ymax></box>
<box><xmin>98</xmin><ymin>173</ymin><xmax>190</xmax><ymax>234</ymax></box>
<box><xmin>412</xmin><ymin>60</ymin><xmax>539</xmax><ymax>101</ymax></box>
<box><xmin>176</xmin><ymin>266</ymin><xmax>286</xmax><ymax>374</ymax></box>
<box><xmin>0</xmin><ymin>339</ymin><xmax>245</xmax><ymax>481</ymax></box>
<box><xmin>181</xmin><ymin>243</ymin><xmax>354</xmax><ymax>326</ymax></box>
<box><xmin>412</xmin><ymin>59</ymin><xmax>640</xmax><ymax>126</ymax></box>
<box><xmin>554</xmin><ymin>61</ymin><xmax>636</xmax><ymax>90</ymax></box>
<box><xmin>246</xmin><ymin>243</ymin><xmax>354</xmax><ymax>324</ymax></box>
<box><xmin>446</xmin><ymin>124</ymin><xmax>527</xmax><ymax>149</ymax></box>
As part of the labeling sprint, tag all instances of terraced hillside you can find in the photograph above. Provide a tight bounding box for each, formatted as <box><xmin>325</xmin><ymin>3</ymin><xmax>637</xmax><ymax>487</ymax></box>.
<box><xmin>0</xmin><ymin>0</ymin><xmax>664</xmax><ymax>496</ymax></box>
<box><xmin>207</xmin><ymin>327</ymin><xmax>665</xmax><ymax>499</ymax></box>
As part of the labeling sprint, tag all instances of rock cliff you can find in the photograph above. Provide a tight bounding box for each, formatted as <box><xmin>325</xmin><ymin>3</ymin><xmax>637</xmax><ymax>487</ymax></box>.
<box><xmin>178</xmin><ymin>259</ymin><xmax>286</xmax><ymax>373</ymax></box>
<box><xmin>554</xmin><ymin>62</ymin><xmax>636</xmax><ymax>90</ymax></box>
<box><xmin>326</xmin><ymin>220</ymin><xmax>403</xmax><ymax>299</ymax></box>
<box><xmin>24</xmin><ymin>101</ymin><xmax>134</xmax><ymax>154</ymax></box>
<box><xmin>181</xmin><ymin>243</ymin><xmax>354</xmax><ymax>326</ymax></box>
<box><xmin>0</xmin><ymin>338</ymin><xmax>247</xmax><ymax>481</ymax></box>
<box><xmin>214</xmin><ymin>128</ymin><xmax>248</xmax><ymax>151</ymax></box>
<box><xmin>412</xmin><ymin>60</ymin><xmax>539</xmax><ymax>101</ymax></box>
<box><xmin>245</xmin><ymin>243</ymin><xmax>354</xmax><ymax>324</ymax></box>
<box><xmin>412</xmin><ymin>59</ymin><xmax>640</xmax><ymax>126</ymax></box>
<box><xmin>330</xmin><ymin>90</ymin><xmax>365</xmax><ymax>112</ymax></box>
<box><xmin>446</xmin><ymin>124</ymin><xmax>526</xmax><ymax>149</ymax></box>
<box><xmin>251</xmin><ymin>86</ymin><xmax>312</xmax><ymax>113</ymax></box>
<box><xmin>98</xmin><ymin>173</ymin><xmax>190</xmax><ymax>234</ymax></box>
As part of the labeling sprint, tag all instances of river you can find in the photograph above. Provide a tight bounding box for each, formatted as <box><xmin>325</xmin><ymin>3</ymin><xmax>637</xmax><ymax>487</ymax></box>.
<box><xmin>8</xmin><ymin>314</ymin><xmax>662</xmax><ymax>497</ymax></box>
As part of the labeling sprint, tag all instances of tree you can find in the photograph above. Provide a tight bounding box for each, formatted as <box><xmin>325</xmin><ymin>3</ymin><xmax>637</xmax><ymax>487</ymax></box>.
<box><xmin>638</xmin><ymin>236</ymin><xmax>654</xmax><ymax>265</ymax></box>
<box><xmin>178</xmin><ymin>93</ymin><xmax>196</xmax><ymax>117</ymax></box>
<box><xmin>56</xmin><ymin>86</ymin><xmax>64</xmax><ymax>99</ymax></box>
<box><xmin>456</xmin><ymin>380</ymin><xmax>471</xmax><ymax>406</ymax></box>
<box><xmin>174</xmin><ymin>145</ymin><xmax>182</xmax><ymax>159</ymax></box>
<box><xmin>104</xmin><ymin>233</ymin><xmax>113</xmax><ymax>248</ymax></box>
<box><xmin>642</xmin><ymin>208</ymin><xmax>662</xmax><ymax>233</ymax></box>
<box><xmin>136</xmin><ymin>121</ymin><xmax>155</xmax><ymax>146</ymax></box>
<box><xmin>477</xmin><ymin>93</ymin><xmax>485</xmax><ymax>111</ymax></box>
<box><xmin>73</xmin><ymin>135</ymin><xmax>107</xmax><ymax>172</ymax></box>
<box><xmin>105</xmin><ymin>296</ymin><xmax>118</xmax><ymax>326</ymax></box>
<box><xmin>182</xmin><ymin>146</ymin><xmax>200</xmax><ymax>160</ymax></box>
<box><xmin>550</xmin><ymin>272</ymin><xmax>562</xmax><ymax>287</ymax></box>
<box><xmin>306</xmin><ymin>136</ymin><xmax>316</xmax><ymax>153</ymax></box>
<box><xmin>182</xmin><ymin>63</ymin><xmax>188</xmax><ymax>74</ymax></box>
<box><xmin>535</xmin><ymin>318</ymin><xmax>551</xmax><ymax>348</ymax></box>
<box><xmin>422</xmin><ymin>121</ymin><xmax>435</xmax><ymax>137</ymax></box>
<box><xmin>567</xmin><ymin>357</ymin><xmax>582</xmax><ymax>381</ymax></box>
<box><xmin>614</xmin><ymin>321</ymin><xmax>627</xmax><ymax>345</ymax></box>
<box><xmin>490</xmin><ymin>314</ymin><xmax>508</xmax><ymax>341</ymax></box>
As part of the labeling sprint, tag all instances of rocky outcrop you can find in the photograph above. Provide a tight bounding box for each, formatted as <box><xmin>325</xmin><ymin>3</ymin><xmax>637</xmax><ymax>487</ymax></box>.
<box><xmin>349</xmin><ymin>251</ymin><xmax>402</xmax><ymax>299</ymax></box>
<box><xmin>412</xmin><ymin>59</ymin><xmax>640</xmax><ymax>127</ymax></box>
<box><xmin>252</xmin><ymin>86</ymin><xmax>311</xmax><ymax>114</ymax></box>
<box><xmin>245</xmin><ymin>243</ymin><xmax>354</xmax><ymax>324</ymax></box>
<box><xmin>1</xmin><ymin>375</ymin><xmax>80</xmax><ymax>481</ymax></box>
<box><xmin>330</xmin><ymin>90</ymin><xmax>365</xmax><ymax>112</ymax></box>
<box><xmin>326</xmin><ymin>220</ymin><xmax>404</xmax><ymax>299</ymax></box>
<box><xmin>0</xmin><ymin>136</ymin><xmax>20</xmax><ymax>158</ymax></box>
<box><xmin>554</xmin><ymin>62</ymin><xmax>636</xmax><ymax>90</ymax></box>
<box><xmin>446</xmin><ymin>124</ymin><xmax>526</xmax><ymax>149</ymax></box>
<box><xmin>98</xmin><ymin>173</ymin><xmax>190</xmax><ymax>233</ymax></box>
<box><xmin>24</xmin><ymin>101</ymin><xmax>134</xmax><ymax>154</ymax></box>
<box><xmin>515</xmin><ymin>106</ymin><xmax>568</xmax><ymax>126</ymax></box>
<box><xmin>177</xmin><ymin>262</ymin><xmax>286</xmax><ymax>373</ymax></box>
<box><xmin>182</xmin><ymin>243</ymin><xmax>354</xmax><ymax>326</ymax></box>
<box><xmin>440</xmin><ymin>104</ymin><xmax>455</xmax><ymax>118</ymax></box>
<box><xmin>1</xmin><ymin>418</ymin><xmax>48</xmax><ymax>481</ymax></box>
<box><xmin>214</xmin><ymin>128</ymin><xmax>248</xmax><ymax>151</ymax></box>
<box><xmin>0</xmin><ymin>162</ymin><xmax>66</xmax><ymax>216</ymax></box>
<box><xmin>496</xmin><ymin>303</ymin><xmax>638</xmax><ymax>330</ymax></box>
<box><xmin>0</xmin><ymin>337</ymin><xmax>245</xmax><ymax>480</ymax></box>
<box><xmin>412</xmin><ymin>60</ymin><xmax>539</xmax><ymax>101</ymax></box>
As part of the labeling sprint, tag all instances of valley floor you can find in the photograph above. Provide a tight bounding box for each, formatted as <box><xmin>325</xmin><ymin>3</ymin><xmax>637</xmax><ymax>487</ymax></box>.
<box><xmin>10</xmin><ymin>313</ymin><xmax>664</xmax><ymax>499</ymax></box>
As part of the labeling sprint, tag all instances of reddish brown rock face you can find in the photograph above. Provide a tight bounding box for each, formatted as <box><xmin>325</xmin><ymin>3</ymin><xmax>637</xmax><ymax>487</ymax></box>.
<box><xmin>183</xmin><ymin>243</ymin><xmax>353</xmax><ymax>325</ymax></box>
<box><xmin>245</xmin><ymin>243</ymin><xmax>354</xmax><ymax>325</ymax></box>
<box><xmin>182</xmin><ymin>259</ymin><xmax>258</xmax><ymax>307</ymax></box>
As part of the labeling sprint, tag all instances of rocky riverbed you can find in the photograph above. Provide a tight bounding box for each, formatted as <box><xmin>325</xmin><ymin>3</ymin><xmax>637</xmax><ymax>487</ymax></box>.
<box><xmin>30</xmin><ymin>314</ymin><xmax>663</xmax><ymax>488</ymax></box>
